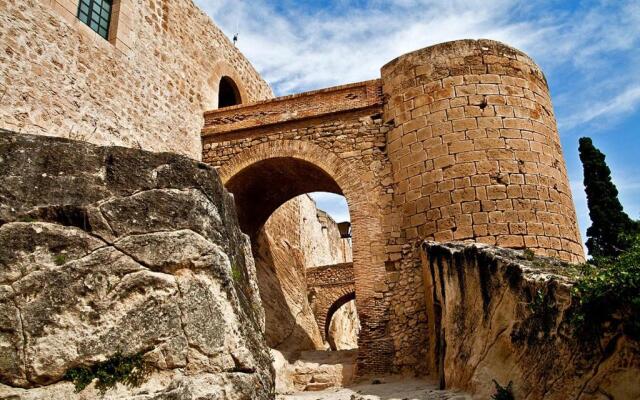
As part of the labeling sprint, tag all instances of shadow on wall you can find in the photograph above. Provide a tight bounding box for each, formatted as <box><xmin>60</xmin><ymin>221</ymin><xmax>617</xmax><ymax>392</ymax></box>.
<box><xmin>253</xmin><ymin>224</ymin><xmax>325</xmax><ymax>352</ymax></box>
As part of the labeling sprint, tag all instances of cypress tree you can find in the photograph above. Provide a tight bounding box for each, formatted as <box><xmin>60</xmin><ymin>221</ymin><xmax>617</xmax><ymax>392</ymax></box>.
<box><xmin>579</xmin><ymin>137</ymin><xmax>639</xmax><ymax>258</ymax></box>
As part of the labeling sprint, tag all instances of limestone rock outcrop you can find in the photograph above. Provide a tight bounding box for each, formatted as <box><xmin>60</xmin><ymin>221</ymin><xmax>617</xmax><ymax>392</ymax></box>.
<box><xmin>328</xmin><ymin>300</ymin><xmax>360</xmax><ymax>350</ymax></box>
<box><xmin>422</xmin><ymin>241</ymin><xmax>640</xmax><ymax>400</ymax></box>
<box><xmin>0</xmin><ymin>131</ymin><xmax>273</xmax><ymax>399</ymax></box>
<box><xmin>254</xmin><ymin>196</ymin><xmax>325</xmax><ymax>352</ymax></box>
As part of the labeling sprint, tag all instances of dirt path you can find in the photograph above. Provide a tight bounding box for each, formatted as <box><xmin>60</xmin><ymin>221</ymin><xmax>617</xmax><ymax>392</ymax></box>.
<box><xmin>277</xmin><ymin>378</ymin><xmax>472</xmax><ymax>400</ymax></box>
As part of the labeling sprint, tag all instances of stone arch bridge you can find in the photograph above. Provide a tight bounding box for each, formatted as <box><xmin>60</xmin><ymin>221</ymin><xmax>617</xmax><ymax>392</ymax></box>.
<box><xmin>306</xmin><ymin>262</ymin><xmax>356</xmax><ymax>348</ymax></box>
<box><xmin>201</xmin><ymin>39</ymin><xmax>585</xmax><ymax>375</ymax></box>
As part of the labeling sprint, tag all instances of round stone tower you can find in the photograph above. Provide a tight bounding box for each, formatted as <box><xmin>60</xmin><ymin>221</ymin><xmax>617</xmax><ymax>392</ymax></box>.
<box><xmin>381</xmin><ymin>39</ymin><xmax>584</xmax><ymax>262</ymax></box>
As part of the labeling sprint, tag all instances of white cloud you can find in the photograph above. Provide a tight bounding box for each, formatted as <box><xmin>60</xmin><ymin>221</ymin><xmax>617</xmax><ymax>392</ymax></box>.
<box><xmin>560</xmin><ymin>85</ymin><xmax>640</xmax><ymax>130</ymax></box>
<box><xmin>308</xmin><ymin>192</ymin><xmax>350</xmax><ymax>222</ymax></box>
<box><xmin>195</xmin><ymin>0</ymin><xmax>640</xmax><ymax>131</ymax></box>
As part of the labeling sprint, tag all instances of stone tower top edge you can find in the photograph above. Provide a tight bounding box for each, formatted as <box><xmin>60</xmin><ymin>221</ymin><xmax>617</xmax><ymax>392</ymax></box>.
<box><xmin>381</xmin><ymin>39</ymin><xmax>546</xmax><ymax>83</ymax></box>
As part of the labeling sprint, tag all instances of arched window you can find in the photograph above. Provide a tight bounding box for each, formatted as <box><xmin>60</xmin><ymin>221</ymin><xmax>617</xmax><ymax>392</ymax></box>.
<box><xmin>218</xmin><ymin>76</ymin><xmax>241</xmax><ymax>108</ymax></box>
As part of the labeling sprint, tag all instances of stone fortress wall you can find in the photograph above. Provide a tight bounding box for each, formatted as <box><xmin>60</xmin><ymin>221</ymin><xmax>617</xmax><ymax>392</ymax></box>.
<box><xmin>202</xmin><ymin>40</ymin><xmax>585</xmax><ymax>375</ymax></box>
<box><xmin>0</xmin><ymin>0</ymin><xmax>272</xmax><ymax>160</ymax></box>
<box><xmin>382</xmin><ymin>40</ymin><xmax>583</xmax><ymax>262</ymax></box>
<box><xmin>0</xmin><ymin>0</ymin><xmax>595</xmax><ymax>390</ymax></box>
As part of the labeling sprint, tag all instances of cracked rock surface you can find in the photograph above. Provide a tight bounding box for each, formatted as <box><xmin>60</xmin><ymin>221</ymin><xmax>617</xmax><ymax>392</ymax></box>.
<box><xmin>422</xmin><ymin>241</ymin><xmax>640</xmax><ymax>400</ymax></box>
<box><xmin>0</xmin><ymin>131</ymin><xmax>272</xmax><ymax>399</ymax></box>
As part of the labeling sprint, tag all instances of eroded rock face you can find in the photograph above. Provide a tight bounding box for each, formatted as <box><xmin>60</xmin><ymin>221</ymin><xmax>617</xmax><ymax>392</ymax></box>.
<box><xmin>0</xmin><ymin>131</ymin><xmax>272</xmax><ymax>399</ymax></box>
<box><xmin>328</xmin><ymin>300</ymin><xmax>360</xmax><ymax>351</ymax></box>
<box><xmin>422</xmin><ymin>241</ymin><xmax>640</xmax><ymax>400</ymax></box>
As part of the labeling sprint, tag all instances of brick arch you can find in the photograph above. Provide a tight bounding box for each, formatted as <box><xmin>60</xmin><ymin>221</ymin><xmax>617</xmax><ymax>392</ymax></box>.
<box><xmin>306</xmin><ymin>262</ymin><xmax>356</xmax><ymax>346</ymax></box>
<box><xmin>218</xmin><ymin>140</ymin><xmax>386</xmax><ymax>365</ymax></box>
<box><xmin>203</xmin><ymin>61</ymin><xmax>248</xmax><ymax>110</ymax></box>
<box><xmin>324</xmin><ymin>290</ymin><xmax>356</xmax><ymax>349</ymax></box>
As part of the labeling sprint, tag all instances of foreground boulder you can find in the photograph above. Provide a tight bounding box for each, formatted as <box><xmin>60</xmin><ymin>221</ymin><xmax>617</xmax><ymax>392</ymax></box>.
<box><xmin>422</xmin><ymin>242</ymin><xmax>640</xmax><ymax>400</ymax></box>
<box><xmin>0</xmin><ymin>131</ymin><xmax>272</xmax><ymax>399</ymax></box>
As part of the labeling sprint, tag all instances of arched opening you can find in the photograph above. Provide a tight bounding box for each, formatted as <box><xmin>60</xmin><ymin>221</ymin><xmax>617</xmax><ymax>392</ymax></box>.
<box><xmin>226</xmin><ymin>157</ymin><xmax>341</xmax><ymax>238</ymax></box>
<box><xmin>225</xmin><ymin>157</ymin><xmax>360</xmax><ymax>354</ymax></box>
<box><xmin>325</xmin><ymin>292</ymin><xmax>359</xmax><ymax>351</ymax></box>
<box><xmin>218</xmin><ymin>76</ymin><xmax>241</xmax><ymax>108</ymax></box>
<box><xmin>219</xmin><ymin>140</ymin><xmax>387</xmax><ymax>386</ymax></box>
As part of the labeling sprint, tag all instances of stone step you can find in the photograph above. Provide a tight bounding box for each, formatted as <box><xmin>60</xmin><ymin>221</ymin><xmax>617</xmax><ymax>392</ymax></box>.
<box><xmin>304</xmin><ymin>382</ymin><xmax>335</xmax><ymax>391</ymax></box>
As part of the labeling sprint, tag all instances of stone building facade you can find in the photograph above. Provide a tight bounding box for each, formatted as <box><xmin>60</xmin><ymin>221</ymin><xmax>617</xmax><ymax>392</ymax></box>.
<box><xmin>0</xmin><ymin>0</ymin><xmax>272</xmax><ymax>159</ymax></box>
<box><xmin>201</xmin><ymin>40</ymin><xmax>585</xmax><ymax>375</ymax></box>
<box><xmin>1</xmin><ymin>0</ymin><xmax>587</xmax><ymax>383</ymax></box>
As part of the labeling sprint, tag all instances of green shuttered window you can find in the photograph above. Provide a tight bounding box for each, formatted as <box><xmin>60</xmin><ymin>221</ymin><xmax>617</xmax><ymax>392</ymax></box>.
<box><xmin>77</xmin><ymin>0</ymin><xmax>113</xmax><ymax>40</ymax></box>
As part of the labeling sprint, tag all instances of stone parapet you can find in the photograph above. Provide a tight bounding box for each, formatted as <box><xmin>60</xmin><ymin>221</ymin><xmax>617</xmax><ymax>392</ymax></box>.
<box><xmin>202</xmin><ymin>80</ymin><xmax>383</xmax><ymax>136</ymax></box>
<box><xmin>307</xmin><ymin>262</ymin><xmax>355</xmax><ymax>288</ymax></box>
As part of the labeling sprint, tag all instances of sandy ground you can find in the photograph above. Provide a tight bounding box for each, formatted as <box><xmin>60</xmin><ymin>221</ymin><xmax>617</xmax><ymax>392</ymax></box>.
<box><xmin>277</xmin><ymin>378</ymin><xmax>472</xmax><ymax>400</ymax></box>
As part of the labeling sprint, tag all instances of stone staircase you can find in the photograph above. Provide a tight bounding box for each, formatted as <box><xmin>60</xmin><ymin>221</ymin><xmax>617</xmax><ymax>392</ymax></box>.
<box><xmin>272</xmin><ymin>349</ymin><xmax>357</xmax><ymax>394</ymax></box>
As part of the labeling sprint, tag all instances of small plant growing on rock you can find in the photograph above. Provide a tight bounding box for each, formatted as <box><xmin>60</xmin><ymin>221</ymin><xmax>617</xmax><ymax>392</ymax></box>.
<box><xmin>523</xmin><ymin>249</ymin><xmax>535</xmax><ymax>261</ymax></box>
<box><xmin>64</xmin><ymin>352</ymin><xmax>150</xmax><ymax>394</ymax></box>
<box><xmin>491</xmin><ymin>380</ymin><xmax>515</xmax><ymax>400</ymax></box>
<box><xmin>53</xmin><ymin>253</ymin><xmax>67</xmax><ymax>265</ymax></box>
<box><xmin>231</xmin><ymin>262</ymin><xmax>242</xmax><ymax>282</ymax></box>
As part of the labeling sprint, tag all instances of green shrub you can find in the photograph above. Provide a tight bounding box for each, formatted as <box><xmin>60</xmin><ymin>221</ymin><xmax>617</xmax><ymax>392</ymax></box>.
<box><xmin>572</xmin><ymin>235</ymin><xmax>640</xmax><ymax>339</ymax></box>
<box><xmin>491</xmin><ymin>380</ymin><xmax>514</xmax><ymax>400</ymax></box>
<box><xmin>523</xmin><ymin>249</ymin><xmax>535</xmax><ymax>261</ymax></box>
<box><xmin>64</xmin><ymin>352</ymin><xmax>150</xmax><ymax>394</ymax></box>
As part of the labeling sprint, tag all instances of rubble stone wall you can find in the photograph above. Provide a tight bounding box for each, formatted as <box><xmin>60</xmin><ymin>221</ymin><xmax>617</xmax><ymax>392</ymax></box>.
<box><xmin>0</xmin><ymin>0</ymin><xmax>272</xmax><ymax>160</ymax></box>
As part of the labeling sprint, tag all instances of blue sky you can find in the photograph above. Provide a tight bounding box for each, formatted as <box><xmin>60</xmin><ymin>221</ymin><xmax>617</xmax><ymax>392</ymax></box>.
<box><xmin>196</xmin><ymin>0</ymin><xmax>640</xmax><ymax>246</ymax></box>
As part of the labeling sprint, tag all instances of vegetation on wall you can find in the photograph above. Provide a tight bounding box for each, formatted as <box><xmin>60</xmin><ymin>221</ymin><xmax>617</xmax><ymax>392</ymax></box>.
<box><xmin>64</xmin><ymin>352</ymin><xmax>150</xmax><ymax>394</ymax></box>
<box><xmin>571</xmin><ymin>234</ymin><xmax>640</xmax><ymax>340</ymax></box>
<box><xmin>578</xmin><ymin>137</ymin><xmax>639</xmax><ymax>258</ymax></box>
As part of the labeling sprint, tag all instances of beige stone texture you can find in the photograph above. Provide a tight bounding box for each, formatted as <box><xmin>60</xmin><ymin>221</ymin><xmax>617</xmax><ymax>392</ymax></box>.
<box><xmin>422</xmin><ymin>241</ymin><xmax>640</xmax><ymax>400</ymax></box>
<box><xmin>254</xmin><ymin>197</ymin><xmax>325</xmax><ymax>352</ymax></box>
<box><xmin>0</xmin><ymin>0</ymin><xmax>272</xmax><ymax>159</ymax></box>
<box><xmin>328</xmin><ymin>299</ymin><xmax>360</xmax><ymax>350</ymax></box>
<box><xmin>271</xmin><ymin>349</ymin><xmax>357</xmax><ymax>394</ymax></box>
<box><xmin>0</xmin><ymin>132</ymin><xmax>273</xmax><ymax>399</ymax></box>
<box><xmin>254</xmin><ymin>194</ymin><xmax>355</xmax><ymax>352</ymax></box>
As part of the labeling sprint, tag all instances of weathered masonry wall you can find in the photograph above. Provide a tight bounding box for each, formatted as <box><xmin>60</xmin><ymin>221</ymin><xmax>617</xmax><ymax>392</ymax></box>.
<box><xmin>0</xmin><ymin>0</ymin><xmax>272</xmax><ymax>159</ymax></box>
<box><xmin>307</xmin><ymin>262</ymin><xmax>356</xmax><ymax>343</ymax></box>
<box><xmin>201</xmin><ymin>40</ymin><xmax>586</xmax><ymax>377</ymax></box>
<box><xmin>203</xmin><ymin>80</ymin><xmax>398</xmax><ymax>375</ymax></box>
<box><xmin>382</xmin><ymin>40</ymin><xmax>584</xmax><ymax>263</ymax></box>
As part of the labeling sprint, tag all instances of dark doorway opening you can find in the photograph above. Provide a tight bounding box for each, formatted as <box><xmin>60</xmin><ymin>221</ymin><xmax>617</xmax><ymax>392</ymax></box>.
<box><xmin>218</xmin><ymin>76</ymin><xmax>241</xmax><ymax>108</ymax></box>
